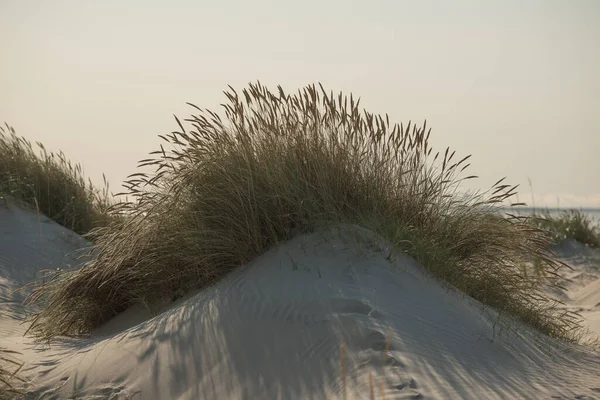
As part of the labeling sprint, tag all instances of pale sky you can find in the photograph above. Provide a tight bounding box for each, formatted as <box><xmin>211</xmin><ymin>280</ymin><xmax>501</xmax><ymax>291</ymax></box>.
<box><xmin>1</xmin><ymin>0</ymin><xmax>599</xmax><ymax>207</ymax></box>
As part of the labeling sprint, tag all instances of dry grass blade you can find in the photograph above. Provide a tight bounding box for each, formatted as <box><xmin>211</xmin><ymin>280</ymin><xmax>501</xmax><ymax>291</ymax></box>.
<box><xmin>0</xmin><ymin>348</ymin><xmax>25</xmax><ymax>399</ymax></box>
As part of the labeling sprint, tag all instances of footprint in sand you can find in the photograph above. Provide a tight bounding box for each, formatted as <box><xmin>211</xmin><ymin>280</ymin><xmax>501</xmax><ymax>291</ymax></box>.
<box><xmin>327</xmin><ymin>298</ymin><xmax>422</xmax><ymax>399</ymax></box>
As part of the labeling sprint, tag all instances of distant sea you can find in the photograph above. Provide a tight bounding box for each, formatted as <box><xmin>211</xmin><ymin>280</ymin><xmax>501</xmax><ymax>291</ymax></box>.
<box><xmin>500</xmin><ymin>207</ymin><xmax>600</xmax><ymax>226</ymax></box>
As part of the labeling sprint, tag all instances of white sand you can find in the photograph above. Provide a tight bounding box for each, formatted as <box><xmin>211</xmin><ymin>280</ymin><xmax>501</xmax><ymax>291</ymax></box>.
<box><xmin>2</xmin><ymin>200</ymin><xmax>600</xmax><ymax>399</ymax></box>
<box><xmin>550</xmin><ymin>240</ymin><xmax>600</xmax><ymax>341</ymax></box>
<box><xmin>0</xmin><ymin>198</ymin><xmax>90</xmax><ymax>338</ymax></box>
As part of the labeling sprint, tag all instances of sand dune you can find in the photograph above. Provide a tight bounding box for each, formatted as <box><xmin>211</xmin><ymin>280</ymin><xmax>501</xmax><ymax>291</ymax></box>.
<box><xmin>2</xmin><ymin>201</ymin><xmax>600</xmax><ymax>399</ymax></box>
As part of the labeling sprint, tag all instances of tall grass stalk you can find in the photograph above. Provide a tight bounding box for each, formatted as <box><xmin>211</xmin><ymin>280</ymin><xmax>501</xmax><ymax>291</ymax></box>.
<box><xmin>25</xmin><ymin>82</ymin><xmax>581</xmax><ymax>342</ymax></box>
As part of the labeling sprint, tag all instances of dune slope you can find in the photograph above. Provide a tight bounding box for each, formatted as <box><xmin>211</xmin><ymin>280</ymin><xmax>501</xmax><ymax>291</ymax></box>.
<box><xmin>551</xmin><ymin>240</ymin><xmax>600</xmax><ymax>340</ymax></box>
<box><xmin>1</xmin><ymin>203</ymin><xmax>600</xmax><ymax>399</ymax></box>
<box><xmin>0</xmin><ymin>198</ymin><xmax>89</xmax><ymax>334</ymax></box>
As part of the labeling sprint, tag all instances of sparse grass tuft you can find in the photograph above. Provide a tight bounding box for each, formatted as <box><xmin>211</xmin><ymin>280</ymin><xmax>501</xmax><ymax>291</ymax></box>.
<box><xmin>529</xmin><ymin>209</ymin><xmax>600</xmax><ymax>248</ymax></box>
<box><xmin>0</xmin><ymin>124</ymin><xmax>115</xmax><ymax>236</ymax></box>
<box><xmin>24</xmin><ymin>82</ymin><xmax>582</xmax><ymax>342</ymax></box>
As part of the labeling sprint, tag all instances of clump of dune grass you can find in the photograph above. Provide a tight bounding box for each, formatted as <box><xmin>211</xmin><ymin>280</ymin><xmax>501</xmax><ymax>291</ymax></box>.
<box><xmin>24</xmin><ymin>82</ymin><xmax>581</xmax><ymax>342</ymax></box>
<box><xmin>0</xmin><ymin>124</ymin><xmax>115</xmax><ymax>236</ymax></box>
<box><xmin>0</xmin><ymin>348</ymin><xmax>24</xmax><ymax>400</ymax></box>
<box><xmin>529</xmin><ymin>209</ymin><xmax>600</xmax><ymax>248</ymax></box>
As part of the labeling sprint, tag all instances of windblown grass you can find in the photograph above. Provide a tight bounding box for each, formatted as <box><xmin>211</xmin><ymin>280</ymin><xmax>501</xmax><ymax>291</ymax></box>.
<box><xmin>530</xmin><ymin>209</ymin><xmax>600</xmax><ymax>248</ymax></box>
<box><xmin>0</xmin><ymin>348</ymin><xmax>24</xmax><ymax>400</ymax></box>
<box><xmin>25</xmin><ymin>82</ymin><xmax>582</xmax><ymax>342</ymax></box>
<box><xmin>0</xmin><ymin>124</ymin><xmax>114</xmax><ymax>236</ymax></box>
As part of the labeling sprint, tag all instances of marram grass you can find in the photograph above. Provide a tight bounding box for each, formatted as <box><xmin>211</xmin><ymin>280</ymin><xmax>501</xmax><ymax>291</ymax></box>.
<box><xmin>0</xmin><ymin>124</ymin><xmax>114</xmax><ymax>237</ymax></box>
<box><xmin>24</xmin><ymin>82</ymin><xmax>582</xmax><ymax>342</ymax></box>
<box><xmin>530</xmin><ymin>209</ymin><xmax>600</xmax><ymax>248</ymax></box>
